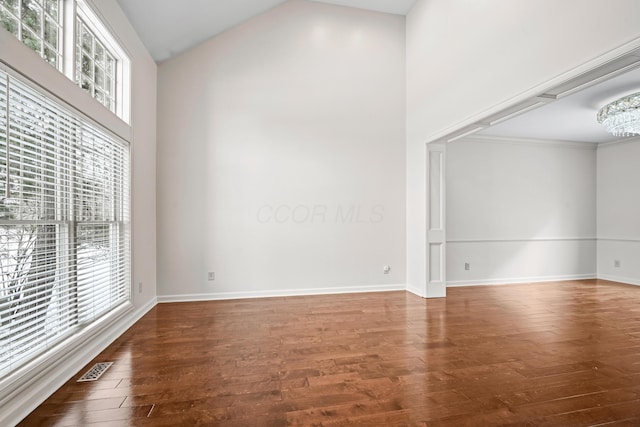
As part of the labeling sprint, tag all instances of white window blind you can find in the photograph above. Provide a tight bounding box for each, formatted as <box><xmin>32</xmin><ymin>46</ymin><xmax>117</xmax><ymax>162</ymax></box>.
<box><xmin>0</xmin><ymin>67</ymin><xmax>130</xmax><ymax>375</ymax></box>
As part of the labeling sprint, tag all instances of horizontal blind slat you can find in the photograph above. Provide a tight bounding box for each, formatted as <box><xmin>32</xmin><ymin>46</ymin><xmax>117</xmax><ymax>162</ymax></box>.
<box><xmin>0</xmin><ymin>67</ymin><xmax>130</xmax><ymax>374</ymax></box>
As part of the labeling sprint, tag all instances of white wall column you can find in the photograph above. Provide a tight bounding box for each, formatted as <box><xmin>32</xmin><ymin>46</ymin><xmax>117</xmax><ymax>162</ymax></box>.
<box><xmin>425</xmin><ymin>142</ymin><xmax>446</xmax><ymax>297</ymax></box>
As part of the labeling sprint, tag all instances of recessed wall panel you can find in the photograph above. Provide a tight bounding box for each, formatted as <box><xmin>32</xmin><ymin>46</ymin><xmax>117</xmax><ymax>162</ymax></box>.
<box><xmin>429</xmin><ymin>150</ymin><xmax>442</xmax><ymax>231</ymax></box>
<box><xmin>429</xmin><ymin>243</ymin><xmax>443</xmax><ymax>283</ymax></box>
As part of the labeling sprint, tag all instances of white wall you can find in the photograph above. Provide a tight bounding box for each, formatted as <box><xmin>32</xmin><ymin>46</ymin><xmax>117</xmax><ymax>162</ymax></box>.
<box><xmin>0</xmin><ymin>0</ymin><xmax>157</xmax><ymax>424</ymax></box>
<box><xmin>446</xmin><ymin>138</ymin><xmax>597</xmax><ymax>286</ymax></box>
<box><xmin>597</xmin><ymin>140</ymin><xmax>640</xmax><ymax>285</ymax></box>
<box><xmin>82</xmin><ymin>0</ymin><xmax>158</xmax><ymax>340</ymax></box>
<box><xmin>406</xmin><ymin>0</ymin><xmax>640</xmax><ymax>296</ymax></box>
<box><xmin>156</xmin><ymin>0</ymin><xmax>406</xmax><ymax>300</ymax></box>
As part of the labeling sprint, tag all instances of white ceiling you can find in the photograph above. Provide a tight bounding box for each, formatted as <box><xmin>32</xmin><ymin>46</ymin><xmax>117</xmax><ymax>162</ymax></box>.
<box><xmin>478</xmin><ymin>66</ymin><xmax>640</xmax><ymax>144</ymax></box>
<box><xmin>115</xmin><ymin>0</ymin><xmax>417</xmax><ymax>63</ymax></box>
<box><xmin>115</xmin><ymin>0</ymin><xmax>640</xmax><ymax>144</ymax></box>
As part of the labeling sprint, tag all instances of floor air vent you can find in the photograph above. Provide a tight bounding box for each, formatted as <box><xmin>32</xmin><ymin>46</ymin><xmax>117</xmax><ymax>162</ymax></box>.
<box><xmin>77</xmin><ymin>362</ymin><xmax>113</xmax><ymax>382</ymax></box>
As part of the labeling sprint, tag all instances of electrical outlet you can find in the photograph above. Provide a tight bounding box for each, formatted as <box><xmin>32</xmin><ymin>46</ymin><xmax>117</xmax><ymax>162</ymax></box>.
<box><xmin>464</xmin><ymin>262</ymin><xmax>470</xmax><ymax>271</ymax></box>
<box><xmin>383</xmin><ymin>265</ymin><xmax>391</xmax><ymax>274</ymax></box>
<box><xmin>614</xmin><ymin>260</ymin><xmax>621</xmax><ymax>268</ymax></box>
<box><xmin>208</xmin><ymin>272</ymin><xmax>215</xmax><ymax>281</ymax></box>
<box><xmin>138</xmin><ymin>282</ymin><xmax>142</xmax><ymax>293</ymax></box>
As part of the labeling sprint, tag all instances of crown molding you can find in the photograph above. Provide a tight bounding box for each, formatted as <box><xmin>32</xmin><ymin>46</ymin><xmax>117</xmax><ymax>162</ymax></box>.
<box><xmin>424</xmin><ymin>37</ymin><xmax>640</xmax><ymax>145</ymax></box>
<box><xmin>597</xmin><ymin>135</ymin><xmax>640</xmax><ymax>149</ymax></box>
<box><xmin>456</xmin><ymin>134</ymin><xmax>598</xmax><ymax>150</ymax></box>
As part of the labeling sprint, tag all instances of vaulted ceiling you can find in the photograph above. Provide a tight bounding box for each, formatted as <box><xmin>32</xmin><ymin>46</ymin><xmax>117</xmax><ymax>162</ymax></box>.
<box><xmin>115</xmin><ymin>0</ymin><xmax>640</xmax><ymax>145</ymax></box>
<box><xmin>115</xmin><ymin>0</ymin><xmax>416</xmax><ymax>62</ymax></box>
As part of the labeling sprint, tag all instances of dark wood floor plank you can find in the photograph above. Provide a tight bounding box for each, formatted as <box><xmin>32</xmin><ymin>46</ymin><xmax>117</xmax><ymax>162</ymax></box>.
<box><xmin>17</xmin><ymin>279</ymin><xmax>640</xmax><ymax>426</ymax></box>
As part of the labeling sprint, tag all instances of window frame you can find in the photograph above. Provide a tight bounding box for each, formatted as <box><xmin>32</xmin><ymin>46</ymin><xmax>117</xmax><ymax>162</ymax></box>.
<box><xmin>0</xmin><ymin>0</ymin><xmax>133</xmax><ymax>402</ymax></box>
<box><xmin>73</xmin><ymin>0</ymin><xmax>129</xmax><ymax>120</ymax></box>
<box><xmin>0</xmin><ymin>0</ymin><xmax>64</xmax><ymax>71</ymax></box>
<box><xmin>0</xmin><ymin>64</ymin><xmax>133</xmax><ymax>382</ymax></box>
<box><xmin>0</xmin><ymin>0</ymin><xmax>131</xmax><ymax>124</ymax></box>
<box><xmin>76</xmin><ymin>17</ymin><xmax>117</xmax><ymax>113</ymax></box>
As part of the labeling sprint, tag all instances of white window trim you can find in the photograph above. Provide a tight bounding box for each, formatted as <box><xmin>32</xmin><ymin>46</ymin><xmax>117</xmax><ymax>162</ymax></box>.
<box><xmin>0</xmin><ymin>0</ymin><xmax>131</xmax><ymax>125</ymax></box>
<box><xmin>0</xmin><ymin>28</ymin><xmax>130</xmax><ymax>141</ymax></box>
<box><xmin>0</xmin><ymin>0</ymin><xmax>64</xmax><ymax>70</ymax></box>
<box><xmin>0</xmin><ymin>57</ymin><xmax>133</xmax><ymax>408</ymax></box>
<box><xmin>74</xmin><ymin>0</ymin><xmax>130</xmax><ymax>122</ymax></box>
<box><xmin>0</xmin><ymin>2</ymin><xmax>135</xmax><ymax>423</ymax></box>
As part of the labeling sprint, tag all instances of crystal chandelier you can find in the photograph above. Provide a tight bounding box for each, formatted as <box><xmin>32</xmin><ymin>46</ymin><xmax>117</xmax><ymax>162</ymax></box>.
<box><xmin>597</xmin><ymin>92</ymin><xmax>640</xmax><ymax>137</ymax></box>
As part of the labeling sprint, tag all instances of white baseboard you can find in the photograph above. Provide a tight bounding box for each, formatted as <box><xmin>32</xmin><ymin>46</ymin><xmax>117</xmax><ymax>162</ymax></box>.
<box><xmin>447</xmin><ymin>274</ymin><xmax>597</xmax><ymax>288</ymax></box>
<box><xmin>597</xmin><ymin>274</ymin><xmax>640</xmax><ymax>287</ymax></box>
<box><xmin>2</xmin><ymin>297</ymin><xmax>157</xmax><ymax>427</ymax></box>
<box><xmin>158</xmin><ymin>284</ymin><xmax>406</xmax><ymax>303</ymax></box>
<box><xmin>406</xmin><ymin>284</ymin><xmax>424</xmax><ymax>298</ymax></box>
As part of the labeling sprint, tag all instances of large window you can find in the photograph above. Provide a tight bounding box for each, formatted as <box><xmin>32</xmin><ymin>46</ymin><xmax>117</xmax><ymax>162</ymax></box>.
<box><xmin>0</xmin><ymin>0</ymin><xmax>128</xmax><ymax>120</ymax></box>
<box><xmin>0</xmin><ymin>67</ymin><xmax>130</xmax><ymax>375</ymax></box>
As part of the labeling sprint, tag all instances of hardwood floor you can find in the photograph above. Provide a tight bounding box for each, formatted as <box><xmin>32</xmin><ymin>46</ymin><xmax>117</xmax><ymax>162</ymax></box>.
<box><xmin>18</xmin><ymin>279</ymin><xmax>640</xmax><ymax>426</ymax></box>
